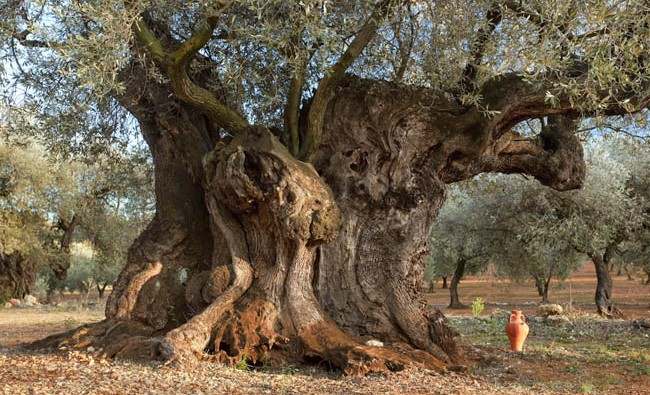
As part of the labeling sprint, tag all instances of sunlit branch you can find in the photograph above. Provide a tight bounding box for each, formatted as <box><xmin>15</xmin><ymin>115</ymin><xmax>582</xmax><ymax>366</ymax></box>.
<box><xmin>130</xmin><ymin>3</ymin><xmax>248</xmax><ymax>134</ymax></box>
<box><xmin>300</xmin><ymin>0</ymin><xmax>404</xmax><ymax>161</ymax></box>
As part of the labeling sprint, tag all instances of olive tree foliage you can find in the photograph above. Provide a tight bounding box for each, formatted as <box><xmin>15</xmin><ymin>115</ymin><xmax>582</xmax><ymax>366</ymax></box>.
<box><xmin>508</xmin><ymin>138</ymin><xmax>647</xmax><ymax>317</ymax></box>
<box><xmin>1</xmin><ymin>0</ymin><xmax>649</xmax><ymax>155</ymax></box>
<box><xmin>609</xmin><ymin>139</ymin><xmax>650</xmax><ymax>284</ymax></box>
<box><xmin>0</xmin><ymin>138</ymin><xmax>154</xmax><ymax>299</ymax></box>
<box><xmin>427</xmin><ymin>172</ymin><xmax>583</xmax><ymax>305</ymax></box>
<box><xmin>468</xmin><ymin>174</ymin><xmax>584</xmax><ymax>303</ymax></box>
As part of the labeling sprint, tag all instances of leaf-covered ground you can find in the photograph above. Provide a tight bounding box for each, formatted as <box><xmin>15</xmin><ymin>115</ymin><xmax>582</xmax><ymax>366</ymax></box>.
<box><xmin>1</xmin><ymin>307</ymin><xmax>649</xmax><ymax>394</ymax></box>
<box><xmin>452</xmin><ymin>312</ymin><xmax>650</xmax><ymax>394</ymax></box>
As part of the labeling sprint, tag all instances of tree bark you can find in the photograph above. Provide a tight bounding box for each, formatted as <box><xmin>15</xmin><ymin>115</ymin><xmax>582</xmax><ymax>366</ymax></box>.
<box><xmin>441</xmin><ymin>276</ymin><xmax>448</xmax><ymax>289</ymax></box>
<box><xmin>449</xmin><ymin>260</ymin><xmax>466</xmax><ymax>309</ymax></box>
<box><xmin>0</xmin><ymin>251</ymin><xmax>33</xmax><ymax>300</ymax></box>
<box><xmin>591</xmin><ymin>251</ymin><xmax>622</xmax><ymax>318</ymax></box>
<box><xmin>96</xmin><ymin>283</ymin><xmax>108</xmax><ymax>299</ymax></box>
<box><xmin>533</xmin><ymin>275</ymin><xmax>551</xmax><ymax>303</ymax></box>
<box><xmin>30</xmin><ymin>74</ymin><xmax>585</xmax><ymax>374</ymax></box>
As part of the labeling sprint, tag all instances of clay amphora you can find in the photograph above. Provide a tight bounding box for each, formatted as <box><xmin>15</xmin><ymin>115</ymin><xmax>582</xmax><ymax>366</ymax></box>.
<box><xmin>505</xmin><ymin>310</ymin><xmax>529</xmax><ymax>352</ymax></box>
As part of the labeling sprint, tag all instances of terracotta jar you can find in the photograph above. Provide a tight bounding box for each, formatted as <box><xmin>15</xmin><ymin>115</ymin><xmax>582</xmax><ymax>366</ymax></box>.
<box><xmin>505</xmin><ymin>310</ymin><xmax>529</xmax><ymax>352</ymax></box>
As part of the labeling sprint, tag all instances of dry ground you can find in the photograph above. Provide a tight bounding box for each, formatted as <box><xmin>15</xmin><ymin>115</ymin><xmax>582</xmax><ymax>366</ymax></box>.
<box><xmin>0</xmin><ymin>264</ymin><xmax>648</xmax><ymax>394</ymax></box>
<box><xmin>428</xmin><ymin>262</ymin><xmax>650</xmax><ymax>319</ymax></box>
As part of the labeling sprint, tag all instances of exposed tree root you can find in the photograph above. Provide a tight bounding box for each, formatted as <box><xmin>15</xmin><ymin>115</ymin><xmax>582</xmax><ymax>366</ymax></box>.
<box><xmin>25</xmin><ymin>319</ymin><xmax>158</xmax><ymax>360</ymax></box>
<box><xmin>159</xmin><ymin>195</ymin><xmax>254</xmax><ymax>365</ymax></box>
<box><xmin>298</xmin><ymin>320</ymin><xmax>446</xmax><ymax>375</ymax></box>
<box><xmin>111</xmin><ymin>261</ymin><xmax>162</xmax><ymax>320</ymax></box>
<box><xmin>210</xmin><ymin>299</ymin><xmax>287</xmax><ymax>365</ymax></box>
<box><xmin>598</xmin><ymin>305</ymin><xmax>625</xmax><ymax>320</ymax></box>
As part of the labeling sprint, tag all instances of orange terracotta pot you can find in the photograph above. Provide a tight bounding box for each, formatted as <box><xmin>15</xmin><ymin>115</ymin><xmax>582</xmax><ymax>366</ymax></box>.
<box><xmin>505</xmin><ymin>310</ymin><xmax>529</xmax><ymax>352</ymax></box>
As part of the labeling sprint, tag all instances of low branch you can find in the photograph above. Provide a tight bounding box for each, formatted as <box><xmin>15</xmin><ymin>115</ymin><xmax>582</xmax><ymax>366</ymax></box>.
<box><xmin>131</xmin><ymin>6</ymin><xmax>248</xmax><ymax>134</ymax></box>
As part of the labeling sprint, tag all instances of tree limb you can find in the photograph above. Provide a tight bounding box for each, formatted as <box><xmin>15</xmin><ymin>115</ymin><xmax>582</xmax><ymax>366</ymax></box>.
<box><xmin>459</xmin><ymin>2</ymin><xmax>503</xmax><ymax>91</ymax></box>
<box><xmin>459</xmin><ymin>116</ymin><xmax>587</xmax><ymax>191</ymax></box>
<box><xmin>300</xmin><ymin>0</ymin><xmax>403</xmax><ymax>161</ymax></box>
<box><xmin>130</xmin><ymin>5</ymin><xmax>248</xmax><ymax>134</ymax></box>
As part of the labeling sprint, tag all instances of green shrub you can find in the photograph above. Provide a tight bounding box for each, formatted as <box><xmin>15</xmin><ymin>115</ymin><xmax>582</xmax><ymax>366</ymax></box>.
<box><xmin>471</xmin><ymin>297</ymin><xmax>485</xmax><ymax>317</ymax></box>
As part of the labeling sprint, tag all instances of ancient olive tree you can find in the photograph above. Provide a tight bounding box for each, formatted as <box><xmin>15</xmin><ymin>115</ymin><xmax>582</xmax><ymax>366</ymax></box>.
<box><xmin>3</xmin><ymin>0</ymin><xmax>649</xmax><ymax>373</ymax></box>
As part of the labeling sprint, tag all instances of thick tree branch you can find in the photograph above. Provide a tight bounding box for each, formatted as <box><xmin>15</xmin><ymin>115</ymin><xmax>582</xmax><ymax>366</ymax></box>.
<box><xmin>280</xmin><ymin>30</ymin><xmax>313</xmax><ymax>157</ymax></box>
<box><xmin>300</xmin><ymin>0</ymin><xmax>403</xmax><ymax>161</ymax></box>
<box><xmin>438</xmin><ymin>115</ymin><xmax>585</xmax><ymax>191</ymax></box>
<box><xmin>285</xmin><ymin>57</ymin><xmax>308</xmax><ymax>156</ymax></box>
<box><xmin>479</xmin><ymin>72</ymin><xmax>650</xmax><ymax>135</ymax></box>
<box><xmin>131</xmin><ymin>7</ymin><xmax>248</xmax><ymax>134</ymax></box>
<box><xmin>393</xmin><ymin>5</ymin><xmax>417</xmax><ymax>83</ymax></box>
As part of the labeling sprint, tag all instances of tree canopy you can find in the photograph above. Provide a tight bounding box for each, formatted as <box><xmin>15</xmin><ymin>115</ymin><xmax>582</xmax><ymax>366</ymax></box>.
<box><xmin>1</xmin><ymin>0</ymin><xmax>649</xmax><ymax>156</ymax></box>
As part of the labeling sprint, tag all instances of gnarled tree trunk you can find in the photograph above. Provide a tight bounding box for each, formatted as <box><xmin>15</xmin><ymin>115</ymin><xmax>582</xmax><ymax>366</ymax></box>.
<box><xmin>0</xmin><ymin>251</ymin><xmax>34</xmax><ymax>301</ymax></box>
<box><xmin>30</xmin><ymin>75</ymin><xmax>585</xmax><ymax>374</ymax></box>
<box><xmin>591</xmin><ymin>249</ymin><xmax>622</xmax><ymax>318</ymax></box>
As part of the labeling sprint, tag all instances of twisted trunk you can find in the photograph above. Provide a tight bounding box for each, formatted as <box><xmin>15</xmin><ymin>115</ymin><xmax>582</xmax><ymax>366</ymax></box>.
<box><xmin>30</xmin><ymin>76</ymin><xmax>584</xmax><ymax>374</ymax></box>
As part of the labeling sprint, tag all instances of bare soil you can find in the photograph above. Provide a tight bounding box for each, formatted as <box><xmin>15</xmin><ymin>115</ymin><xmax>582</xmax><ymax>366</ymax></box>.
<box><xmin>427</xmin><ymin>263</ymin><xmax>650</xmax><ymax>319</ymax></box>
<box><xmin>0</xmin><ymin>265</ymin><xmax>648</xmax><ymax>394</ymax></box>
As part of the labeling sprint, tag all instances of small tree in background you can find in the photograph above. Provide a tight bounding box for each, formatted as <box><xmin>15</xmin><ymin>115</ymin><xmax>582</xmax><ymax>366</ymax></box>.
<box><xmin>611</xmin><ymin>139</ymin><xmax>650</xmax><ymax>285</ymax></box>
<box><xmin>0</xmin><ymin>143</ymin><xmax>58</xmax><ymax>301</ymax></box>
<box><xmin>1</xmin><ymin>140</ymin><xmax>154</xmax><ymax>302</ymax></box>
<box><xmin>428</xmin><ymin>186</ymin><xmax>492</xmax><ymax>308</ymax></box>
<box><xmin>530</xmin><ymin>141</ymin><xmax>646</xmax><ymax>317</ymax></box>
<box><xmin>65</xmin><ymin>242</ymin><xmax>96</xmax><ymax>296</ymax></box>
